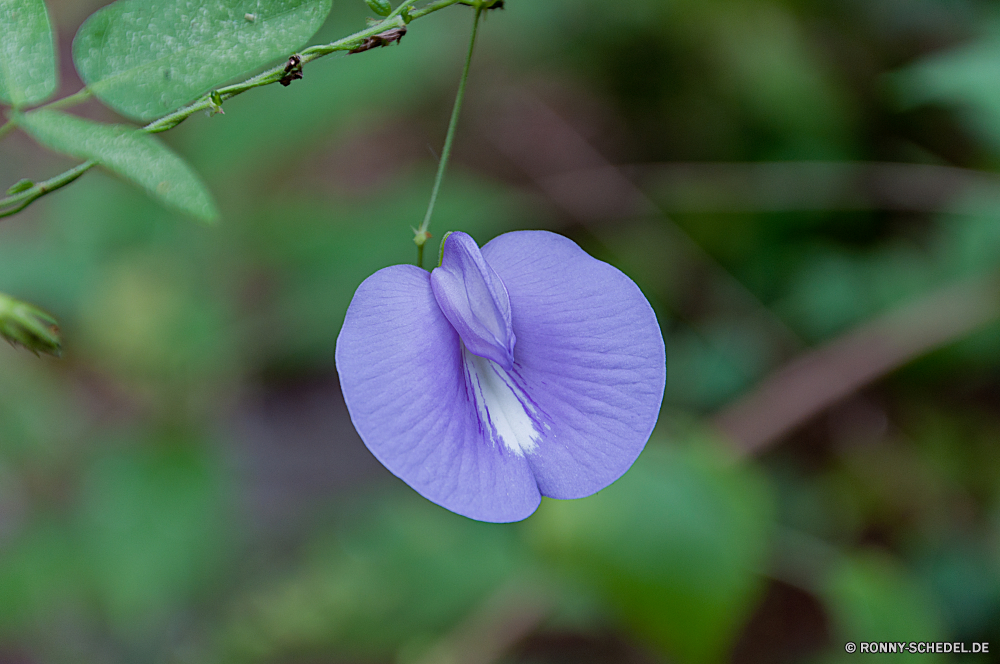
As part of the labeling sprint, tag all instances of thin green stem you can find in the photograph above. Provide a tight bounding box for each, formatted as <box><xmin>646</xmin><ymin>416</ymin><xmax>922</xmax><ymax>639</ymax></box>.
<box><xmin>0</xmin><ymin>161</ymin><xmax>96</xmax><ymax>218</ymax></box>
<box><xmin>302</xmin><ymin>0</ymin><xmax>426</xmax><ymax>58</ymax></box>
<box><xmin>414</xmin><ymin>4</ymin><xmax>483</xmax><ymax>267</ymax></box>
<box><xmin>0</xmin><ymin>0</ymin><xmax>467</xmax><ymax>218</ymax></box>
<box><xmin>144</xmin><ymin>0</ymin><xmax>459</xmax><ymax>134</ymax></box>
<box><xmin>0</xmin><ymin>88</ymin><xmax>91</xmax><ymax>146</ymax></box>
<box><xmin>42</xmin><ymin>87</ymin><xmax>93</xmax><ymax>112</ymax></box>
<box><xmin>410</xmin><ymin>0</ymin><xmax>465</xmax><ymax>19</ymax></box>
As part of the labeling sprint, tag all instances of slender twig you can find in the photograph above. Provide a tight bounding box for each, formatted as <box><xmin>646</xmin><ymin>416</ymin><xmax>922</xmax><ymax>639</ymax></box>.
<box><xmin>412</xmin><ymin>0</ymin><xmax>468</xmax><ymax>19</ymax></box>
<box><xmin>41</xmin><ymin>87</ymin><xmax>93</xmax><ymax>112</ymax></box>
<box><xmin>0</xmin><ymin>0</ymin><xmax>464</xmax><ymax>218</ymax></box>
<box><xmin>413</xmin><ymin>4</ymin><xmax>482</xmax><ymax>267</ymax></box>
<box><xmin>638</xmin><ymin>160</ymin><xmax>1000</xmax><ymax>214</ymax></box>
<box><xmin>142</xmin><ymin>0</ymin><xmax>455</xmax><ymax>134</ymax></box>
<box><xmin>712</xmin><ymin>273</ymin><xmax>1000</xmax><ymax>455</ymax></box>
<box><xmin>0</xmin><ymin>161</ymin><xmax>96</xmax><ymax>218</ymax></box>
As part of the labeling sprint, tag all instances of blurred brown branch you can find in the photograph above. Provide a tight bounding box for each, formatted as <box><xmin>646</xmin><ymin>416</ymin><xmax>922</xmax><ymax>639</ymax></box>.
<box><xmin>639</xmin><ymin>161</ymin><xmax>1000</xmax><ymax>213</ymax></box>
<box><xmin>713</xmin><ymin>273</ymin><xmax>1000</xmax><ymax>455</ymax></box>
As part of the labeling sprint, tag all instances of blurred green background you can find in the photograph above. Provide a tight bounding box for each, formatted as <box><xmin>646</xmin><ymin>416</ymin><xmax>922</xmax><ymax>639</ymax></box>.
<box><xmin>2</xmin><ymin>0</ymin><xmax>1000</xmax><ymax>662</ymax></box>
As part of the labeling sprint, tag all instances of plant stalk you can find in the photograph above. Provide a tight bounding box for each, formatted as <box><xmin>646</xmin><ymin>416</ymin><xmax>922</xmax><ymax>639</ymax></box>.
<box><xmin>414</xmin><ymin>4</ymin><xmax>483</xmax><ymax>267</ymax></box>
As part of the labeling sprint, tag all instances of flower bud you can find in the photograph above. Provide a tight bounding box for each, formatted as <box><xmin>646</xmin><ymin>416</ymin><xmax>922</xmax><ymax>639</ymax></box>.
<box><xmin>6</xmin><ymin>179</ymin><xmax>34</xmax><ymax>195</ymax></box>
<box><xmin>0</xmin><ymin>293</ymin><xmax>61</xmax><ymax>357</ymax></box>
<box><xmin>205</xmin><ymin>90</ymin><xmax>225</xmax><ymax>117</ymax></box>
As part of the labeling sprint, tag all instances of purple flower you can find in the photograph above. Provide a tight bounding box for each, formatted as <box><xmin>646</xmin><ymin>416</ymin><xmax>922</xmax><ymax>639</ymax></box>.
<box><xmin>335</xmin><ymin>231</ymin><xmax>666</xmax><ymax>522</ymax></box>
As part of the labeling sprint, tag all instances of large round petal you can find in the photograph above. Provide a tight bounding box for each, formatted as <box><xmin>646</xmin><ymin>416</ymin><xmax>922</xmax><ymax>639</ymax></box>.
<box><xmin>482</xmin><ymin>231</ymin><xmax>666</xmax><ymax>499</ymax></box>
<box><xmin>335</xmin><ymin>264</ymin><xmax>541</xmax><ymax>522</ymax></box>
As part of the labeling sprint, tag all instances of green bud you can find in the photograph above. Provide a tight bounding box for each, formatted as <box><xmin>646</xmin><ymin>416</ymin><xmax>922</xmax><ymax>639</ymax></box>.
<box><xmin>365</xmin><ymin>0</ymin><xmax>392</xmax><ymax>16</ymax></box>
<box><xmin>206</xmin><ymin>90</ymin><xmax>225</xmax><ymax>116</ymax></box>
<box><xmin>6</xmin><ymin>179</ymin><xmax>34</xmax><ymax>195</ymax></box>
<box><xmin>0</xmin><ymin>293</ymin><xmax>62</xmax><ymax>357</ymax></box>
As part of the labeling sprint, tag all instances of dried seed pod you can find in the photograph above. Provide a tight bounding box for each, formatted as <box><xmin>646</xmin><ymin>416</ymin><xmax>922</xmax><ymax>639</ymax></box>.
<box><xmin>348</xmin><ymin>26</ymin><xmax>406</xmax><ymax>54</ymax></box>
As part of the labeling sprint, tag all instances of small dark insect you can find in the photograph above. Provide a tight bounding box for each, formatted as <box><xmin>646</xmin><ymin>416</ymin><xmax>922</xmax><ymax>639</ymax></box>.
<box><xmin>487</xmin><ymin>0</ymin><xmax>504</xmax><ymax>8</ymax></box>
<box><xmin>349</xmin><ymin>26</ymin><xmax>407</xmax><ymax>54</ymax></box>
<box><xmin>280</xmin><ymin>55</ymin><xmax>303</xmax><ymax>87</ymax></box>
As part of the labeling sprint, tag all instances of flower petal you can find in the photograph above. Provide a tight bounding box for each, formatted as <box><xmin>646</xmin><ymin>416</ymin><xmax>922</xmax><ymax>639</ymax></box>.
<box><xmin>431</xmin><ymin>231</ymin><xmax>516</xmax><ymax>370</ymax></box>
<box><xmin>335</xmin><ymin>264</ymin><xmax>541</xmax><ymax>522</ymax></box>
<box><xmin>481</xmin><ymin>231</ymin><xmax>666</xmax><ymax>500</ymax></box>
<box><xmin>462</xmin><ymin>346</ymin><xmax>544</xmax><ymax>457</ymax></box>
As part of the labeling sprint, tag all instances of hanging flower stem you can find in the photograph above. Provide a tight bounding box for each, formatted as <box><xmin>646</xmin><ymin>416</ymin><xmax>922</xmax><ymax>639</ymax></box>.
<box><xmin>414</xmin><ymin>4</ymin><xmax>484</xmax><ymax>268</ymax></box>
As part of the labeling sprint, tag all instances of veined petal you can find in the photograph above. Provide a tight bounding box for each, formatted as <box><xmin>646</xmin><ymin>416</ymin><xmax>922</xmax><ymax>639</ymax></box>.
<box><xmin>462</xmin><ymin>346</ymin><xmax>545</xmax><ymax>457</ymax></box>
<box><xmin>335</xmin><ymin>264</ymin><xmax>541</xmax><ymax>523</ymax></box>
<box><xmin>482</xmin><ymin>231</ymin><xmax>666</xmax><ymax>500</ymax></box>
<box><xmin>431</xmin><ymin>232</ymin><xmax>516</xmax><ymax>370</ymax></box>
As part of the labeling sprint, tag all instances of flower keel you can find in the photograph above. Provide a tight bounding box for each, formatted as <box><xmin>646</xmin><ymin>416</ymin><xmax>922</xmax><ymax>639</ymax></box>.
<box><xmin>431</xmin><ymin>232</ymin><xmax>516</xmax><ymax>370</ymax></box>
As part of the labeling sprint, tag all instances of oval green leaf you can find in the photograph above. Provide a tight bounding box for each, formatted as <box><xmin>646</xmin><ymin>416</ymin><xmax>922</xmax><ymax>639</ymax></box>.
<box><xmin>528</xmin><ymin>437</ymin><xmax>774</xmax><ymax>664</ymax></box>
<box><xmin>72</xmin><ymin>0</ymin><xmax>333</xmax><ymax>121</ymax></box>
<box><xmin>17</xmin><ymin>109</ymin><xmax>218</xmax><ymax>221</ymax></box>
<box><xmin>0</xmin><ymin>0</ymin><xmax>58</xmax><ymax>107</ymax></box>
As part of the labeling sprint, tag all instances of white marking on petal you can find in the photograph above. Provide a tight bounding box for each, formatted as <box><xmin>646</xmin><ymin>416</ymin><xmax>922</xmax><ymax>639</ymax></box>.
<box><xmin>463</xmin><ymin>347</ymin><xmax>541</xmax><ymax>456</ymax></box>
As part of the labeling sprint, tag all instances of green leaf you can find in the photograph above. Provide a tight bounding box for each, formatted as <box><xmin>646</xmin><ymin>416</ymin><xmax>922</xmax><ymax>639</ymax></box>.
<box><xmin>77</xmin><ymin>438</ymin><xmax>232</xmax><ymax>631</ymax></box>
<box><xmin>820</xmin><ymin>552</ymin><xmax>947</xmax><ymax>663</ymax></box>
<box><xmin>0</xmin><ymin>0</ymin><xmax>58</xmax><ymax>107</ymax></box>
<box><xmin>219</xmin><ymin>497</ymin><xmax>526</xmax><ymax>660</ymax></box>
<box><xmin>366</xmin><ymin>0</ymin><xmax>392</xmax><ymax>17</ymax></box>
<box><xmin>891</xmin><ymin>31</ymin><xmax>1000</xmax><ymax>152</ymax></box>
<box><xmin>528</xmin><ymin>435</ymin><xmax>774</xmax><ymax>664</ymax></box>
<box><xmin>0</xmin><ymin>521</ymin><xmax>82</xmax><ymax>635</ymax></box>
<box><xmin>5</xmin><ymin>178</ymin><xmax>34</xmax><ymax>195</ymax></box>
<box><xmin>72</xmin><ymin>0</ymin><xmax>333</xmax><ymax>121</ymax></box>
<box><xmin>17</xmin><ymin>109</ymin><xmax>218</xmax><ymax>221</ymax></box>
